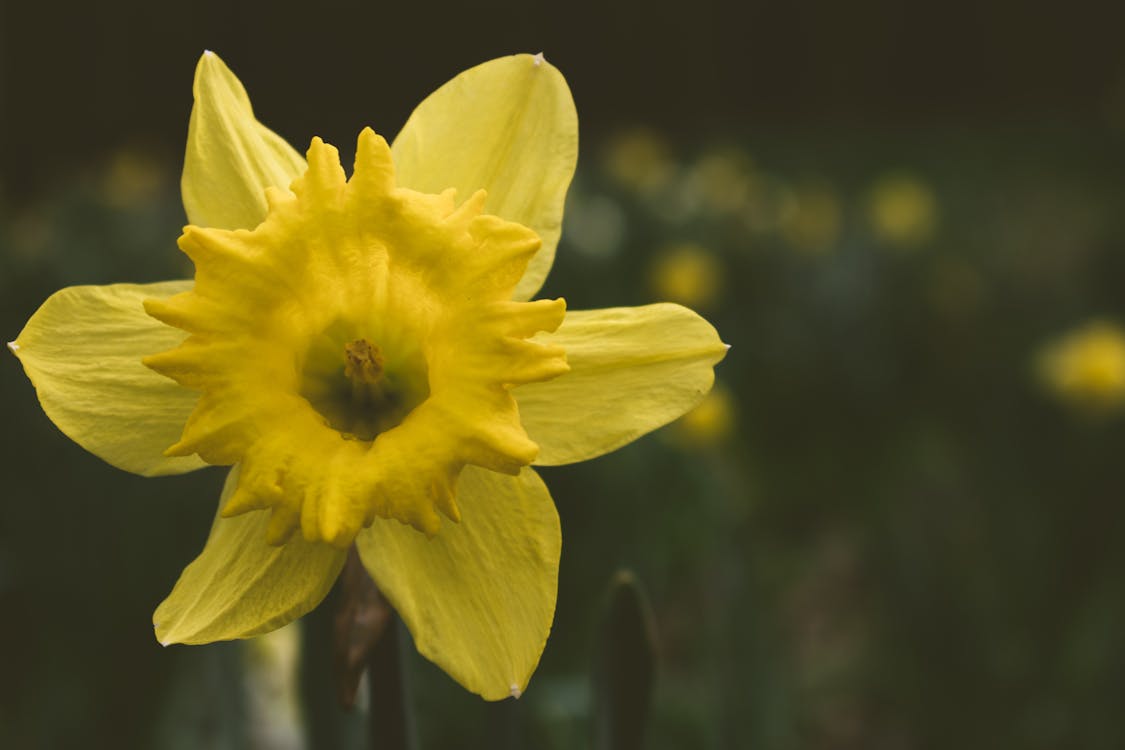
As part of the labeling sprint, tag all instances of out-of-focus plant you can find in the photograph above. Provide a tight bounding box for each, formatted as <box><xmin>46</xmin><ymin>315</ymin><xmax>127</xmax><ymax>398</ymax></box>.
<box><xmin>648</xmin><ymin>243</ymin><xmax>723</xmax><ymax>309</ymax></box>
<box><xmin>672</xmin><ymin>381</ymin><xmax>736</xmax><ymax>447</ymax></box>
<box><xmin>1038</xmin><ymin>320</ymin><xmax>1125</xmax><ymax>412</ymax></box>
<box><xmin>866</xmin><ymin>172</ymin><xmax>939</xmax><ymax>249</ymax></box>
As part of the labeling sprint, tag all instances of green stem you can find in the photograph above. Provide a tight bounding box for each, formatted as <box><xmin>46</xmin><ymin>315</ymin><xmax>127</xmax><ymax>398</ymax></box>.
<box><xmin>367</xmin><ymin>617</ymin><xmax>411</xmax><ymax>750</ymax></box>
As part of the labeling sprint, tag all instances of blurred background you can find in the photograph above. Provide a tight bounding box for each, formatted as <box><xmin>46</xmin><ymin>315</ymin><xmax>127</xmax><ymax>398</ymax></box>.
<box><xmin>4</xmin><ymin>1</ymin><xmax>1125</xmax><ymax>748</ymax></box>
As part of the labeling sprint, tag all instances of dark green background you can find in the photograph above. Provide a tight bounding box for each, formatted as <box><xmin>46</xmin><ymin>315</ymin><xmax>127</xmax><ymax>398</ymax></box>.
<box><xmin>3</xmin><ymin>2</ymin><xmax>1125</xmax><ymax>748</ymax></box>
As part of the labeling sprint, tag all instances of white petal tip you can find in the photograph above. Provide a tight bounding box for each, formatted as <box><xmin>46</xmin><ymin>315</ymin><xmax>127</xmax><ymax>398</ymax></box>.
<box><xmin>723</xmin><ymin>343</ymin><xmax>732</xmax><ymax>351</ymax></box>
<box><xmin>203</xmin><ymin>49</ymin><xmax>214</xmax><ymax>56</ymax></box>
<box><xmin>6</xmin><ymin>341</ymin><xmax>19</xmax><ymax>353</ymax></box>
<box><xmin>159</xmin><ymin>640</ymin><xmax>170</xmax><ymax>647</ymax></box>
<box><xmin>532</xmin><ymin>52</ymin><xmax>545</xmax><ymax>67</ymax></box>
<box><xmin>510</xmin><ymin>684</ymin><xmax>523</xmax><ymax>699</ymax></box>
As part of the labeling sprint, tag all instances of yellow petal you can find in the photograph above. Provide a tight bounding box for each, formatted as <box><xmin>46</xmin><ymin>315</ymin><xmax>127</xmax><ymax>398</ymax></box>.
<box><xmin>10</xmin><ymin>281</ymin><xmax>205</xmax><ymax>477</ymax></box>
<box><xmin>517</xmin><ymin>303</ymin><xmax>728</xmax><ymax>465</ymax></box>
<box><xmin>181</xmin><ymin>51</ymin><xmax>306</xmax><ymax>231</ymax></box>
<box><xmin>155</xmin><ymin>466</ymin><xmax>347</xmax><ymax>645</ymax></box>
<box><xmin>355</xmin><ymin>466</ymin><xmax>560</xmax><ymax>701</ymax></box>
<box><xmin>391</xmin><ymin>53</ymin><xmax>578</xmax><ymax>301</ymax></box>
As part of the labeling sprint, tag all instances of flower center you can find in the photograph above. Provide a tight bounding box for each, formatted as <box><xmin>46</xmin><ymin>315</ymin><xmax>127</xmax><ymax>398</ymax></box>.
<box><xmin>344</xmin><ymin>338</ymin><xmax>384</xmax><ymax>385</ymax></box>
<box><xmin>143</xmin><ymin>128</ymin><xmax>569</xmax><ymax>546</ymax></box>
<box><xmin>299</xmin><ymin>326</ymin><xmax>430</xmax><ymax>442</ymax></box>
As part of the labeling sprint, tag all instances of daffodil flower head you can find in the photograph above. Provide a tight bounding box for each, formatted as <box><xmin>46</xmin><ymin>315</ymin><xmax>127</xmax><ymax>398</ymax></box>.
<box><xmin>145</xmin><ymin>130</ymin><xmax>570</xmax><ymax>545</ymax></box>
<box><xmin>9</xmin><ymin>51</ymin><xmax>727</xmax><ymax>701</ymax></box>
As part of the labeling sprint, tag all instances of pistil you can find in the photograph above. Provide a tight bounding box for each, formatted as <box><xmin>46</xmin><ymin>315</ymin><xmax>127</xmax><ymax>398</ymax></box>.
<box><xmin>345</xmin><ymin>338</ymin><xmax>385</xmax><ymax>388</ymax></box>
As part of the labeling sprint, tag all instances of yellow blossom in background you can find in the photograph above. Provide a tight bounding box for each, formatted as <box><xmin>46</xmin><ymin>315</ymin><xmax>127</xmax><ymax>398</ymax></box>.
<box><xmin>9</xmin><ymin>52</ymin><xmax>725</xmax><ymax>701</ymax></box>
<box><xmin>867</xmin><ymin>172</ymin><xmax>938</xmax><ymax>248</ymax></box>
<box><xmin>649</xmin><ymin>243</ymin><xmax>723</xmax><ymax>309</ymax></box>
<box><xmin>601</xmin><ymin>127</ymin><xmax>677</xmax><ymax>195</ymax></box>
<box><xmin>1038</xmin><ymin>320</ymin><xmax>1125</xmax><ymax>412</ymax></box>
<box><xmin>674</xmin><ymin>380</ymin><xmax>736</xmax><ymax>446</ymax></box>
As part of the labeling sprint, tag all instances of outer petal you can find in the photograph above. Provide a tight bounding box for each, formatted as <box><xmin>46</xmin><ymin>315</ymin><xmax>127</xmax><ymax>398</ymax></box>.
<box><xmin>517</xmin><ymin>303</ymin><xmax>728</xmax><ymax>465</ymax></box>
<box><xmin>155</xmin><ymin>467</ymin><xmax>347</xmax><ymax>645</ymax></box>
<box><xmin>10</xmin><ymin>281</ymin><xmax>205</xmax><ymax>477</ymax></box>
<box><xmin>355</xmin><ymin>466</ymin><xmax>561</xmax><ymax>701</ymax></box>
<box><xmin>181</xmin><ymin>51</ymin><xmax>306</xmax><ymax>231</ymax></box>
<box><xmin>391</xmin><ymin>53</ymin><xmax>578</xmax><ymax>301</ymax></box>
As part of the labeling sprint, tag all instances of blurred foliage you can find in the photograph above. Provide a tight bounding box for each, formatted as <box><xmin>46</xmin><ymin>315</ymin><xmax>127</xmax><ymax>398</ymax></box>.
<box><xmin>4</xmin><ymin>120</ymin><xmax>1125</xmax><ymax>750</ymax></box>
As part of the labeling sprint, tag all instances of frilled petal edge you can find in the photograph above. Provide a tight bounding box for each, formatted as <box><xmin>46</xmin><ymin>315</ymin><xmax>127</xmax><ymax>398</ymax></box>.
<box><xmin>391</xmin><ymin>53</ymin><xmax>578</xmax><ymax>302</ymax></box>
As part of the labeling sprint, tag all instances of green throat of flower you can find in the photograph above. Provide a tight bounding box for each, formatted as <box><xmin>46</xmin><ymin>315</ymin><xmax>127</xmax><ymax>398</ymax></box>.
<box><xmin>300</xmin><ymin>327</ymin><xmax>430</xmax><ymax>443</ymax></box>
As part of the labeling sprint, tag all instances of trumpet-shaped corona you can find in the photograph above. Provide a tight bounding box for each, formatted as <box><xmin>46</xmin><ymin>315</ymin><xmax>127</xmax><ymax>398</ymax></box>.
<box><xmin>144</xmin><ymin>130</ymin><xmax>569</xmax><ymax>546</ymax></box>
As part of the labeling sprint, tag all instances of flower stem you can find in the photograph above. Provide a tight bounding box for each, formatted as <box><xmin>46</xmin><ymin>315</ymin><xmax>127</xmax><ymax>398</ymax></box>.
<box><xmin>367</xmin><ymin>615</ymin><xmax>411</xmax><ymax>750</ymax></box>
<box><xmin>331</xmin><ymin>546</ymin><xmax>412</xmax><ymax>749</ymax></box>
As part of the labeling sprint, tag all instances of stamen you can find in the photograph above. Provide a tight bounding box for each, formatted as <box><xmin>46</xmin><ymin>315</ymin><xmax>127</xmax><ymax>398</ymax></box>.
<box><xmin>344</xmin><ymin>339</ymin><xmax>385</xmax><ymax>385</ymax></box>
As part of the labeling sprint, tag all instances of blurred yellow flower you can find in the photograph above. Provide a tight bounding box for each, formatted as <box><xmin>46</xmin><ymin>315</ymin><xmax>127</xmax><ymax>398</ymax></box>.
<box><xmin>867</xmin><ymin>172</ymin><xmax>938</xmax><ymax>248</ymax></box>
<box><xmin>674</xmin><ymin>381</ymin><xmax>736</xmax><ymax>445</ymax></box>
<box><xmin>10</xmin><ymin>52</ymin><xmax>726</xmax><ymax>701</ymax></box>
<box><xmin>649</xmin><ymin>243</ymin><xmax>723</xmax><ymax>308</ymax></box>
<box><xmin>1038</xmin><ymin>320</ymin><xmax>1125</xmax><ymax>411</ymax></box>
<box><xmin>601</xmin><ymin>127</ymin><xmax>676</xmax><ymax>194</ymax></box>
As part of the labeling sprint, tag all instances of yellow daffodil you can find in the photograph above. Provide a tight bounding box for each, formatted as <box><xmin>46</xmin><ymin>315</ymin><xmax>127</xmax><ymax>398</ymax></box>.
<box><xmin>674</xmin><ymin>380</ymin><xmax>736</xmax><ymax>445</ymax></box>
<box><xmin>8</xmin><ymin>52</ymin><xmax>726</xmax><ymax>700</ymax></box>
<box><xmin>867</xmin><ymin>172</ymin><xmax>938</xmax><ymax>249</ymax></box>
<box><xmin>1038</xmin><ymin>320</ymin><xmax>1125</xmax><ymax>412</ymax></box>
<box><xmin>648</xmin><ymin>243</ymin><xmax>723</xmax><ymax>309</ymax></box>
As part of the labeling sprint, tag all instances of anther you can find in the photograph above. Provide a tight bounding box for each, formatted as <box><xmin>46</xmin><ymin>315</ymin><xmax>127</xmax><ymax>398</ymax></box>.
<box><xmin>344</xmin><ymin>339</ymin><xmax>384</xmax><ymax>385</ymax></box>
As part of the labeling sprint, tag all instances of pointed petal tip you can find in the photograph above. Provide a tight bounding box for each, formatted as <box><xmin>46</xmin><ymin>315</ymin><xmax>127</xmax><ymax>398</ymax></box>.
<box><xmin>196</xmin><ymin>49</ymin><xmax>222</xmax><ymax>71</ymax></box>
<box><xmin>7</xmin><ymin>340</ymin><xmax>19</xmax><ymax>354</ymax></box>
<box><xmin>533</xmin><ymin>52</ymin><xmax>545</xmax><ymax>66</ymax></box>
<box><xmin>510</xmin><ymin>683</ymin><xmax>523</xmax><ymax>699</ymax></box>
